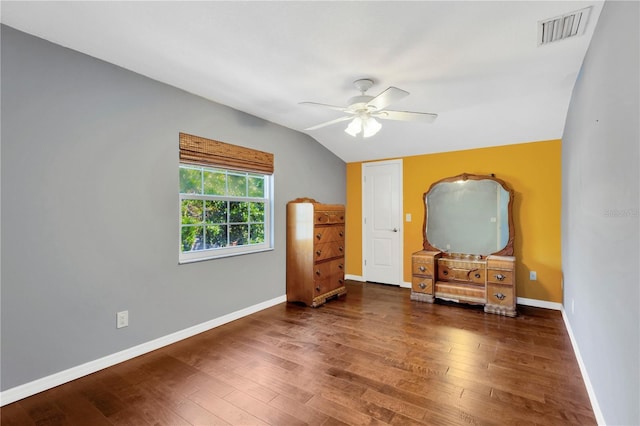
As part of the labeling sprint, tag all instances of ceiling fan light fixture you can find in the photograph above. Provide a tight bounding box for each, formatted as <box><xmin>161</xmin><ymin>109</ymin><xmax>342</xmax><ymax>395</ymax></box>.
<box><xmin>362</xmin><ymin>117</ymin><xmax>382</xmax><ymax>138</ymax></box>
<box><xmin>345</xmin><ymin>116</ymin><xmax>363</xmax><ymax>137</ymax></box>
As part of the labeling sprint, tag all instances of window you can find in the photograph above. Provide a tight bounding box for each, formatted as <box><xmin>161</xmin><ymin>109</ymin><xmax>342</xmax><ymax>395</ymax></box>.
<box><xmin>178</xmin><ymin>133</ymin><xmax>273</xmax><ymax>263</ymax></box>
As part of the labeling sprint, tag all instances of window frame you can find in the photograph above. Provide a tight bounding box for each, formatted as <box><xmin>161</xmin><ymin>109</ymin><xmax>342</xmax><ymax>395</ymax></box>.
<box><xmin>178</xmin><ymin>164</ymin><xmax>274</xmax><ymax>264</ymax></box>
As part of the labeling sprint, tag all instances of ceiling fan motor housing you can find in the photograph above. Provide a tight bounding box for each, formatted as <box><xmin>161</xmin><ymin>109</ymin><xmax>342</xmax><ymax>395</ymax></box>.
<box><xmin>347</xmin><ymin>95</ymin><xmax>375</xmax><ymax>112</ymax></box>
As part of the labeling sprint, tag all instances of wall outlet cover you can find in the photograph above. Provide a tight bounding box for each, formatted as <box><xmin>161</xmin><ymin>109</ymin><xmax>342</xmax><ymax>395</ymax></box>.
<box><xmin>116</xmin><ymin>311</ymin><xmax>129</xmax><ymax>329</ymax></box>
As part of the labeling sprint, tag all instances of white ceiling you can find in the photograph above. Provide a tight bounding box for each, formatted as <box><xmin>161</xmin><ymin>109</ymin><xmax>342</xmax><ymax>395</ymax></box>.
<box><xmin>1</xmin><ymin>1</ymin><xmax>604</xmax><ymax>163</ymax></box>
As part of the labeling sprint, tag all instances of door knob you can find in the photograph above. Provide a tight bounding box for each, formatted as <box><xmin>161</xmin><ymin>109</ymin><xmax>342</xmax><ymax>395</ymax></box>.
<box><xmin>392</xmin><ymin>228</ymin><xmax>398</xmax><ymax>232</ymax></box>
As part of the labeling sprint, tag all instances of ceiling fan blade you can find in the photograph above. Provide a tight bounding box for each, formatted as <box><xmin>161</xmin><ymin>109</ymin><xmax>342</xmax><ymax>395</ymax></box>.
<box><xmin>373</xmin><ymin>110</ymin><xmax>438</xmax><ymax>123</ymax></box>
<box><xmin>367</xmin><ymin>87</ymin><xmax>409</xmax><ymax>111</ymax></box>
<box><xmin>304</xmin><ymin>115</ymin><xmax>354</xmax><ymax>131</ymax></box>
<box><xmin>299</xmin><ymin>101</ymin><xmax>348</xmax><ymax>112</ymax></box>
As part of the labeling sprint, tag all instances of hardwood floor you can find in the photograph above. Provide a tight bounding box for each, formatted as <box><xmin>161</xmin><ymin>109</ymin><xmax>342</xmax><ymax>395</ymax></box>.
<box><xmin>1</xmin><ymin>281</ymin><xmax>595</xmax><ymax>425</ymax></box>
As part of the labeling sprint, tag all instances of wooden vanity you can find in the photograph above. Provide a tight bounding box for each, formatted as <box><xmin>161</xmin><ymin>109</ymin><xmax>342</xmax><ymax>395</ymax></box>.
<box><xmin>412</xmin><ymin>173</ymin><xmax>517</xmax><ymax>316</ymax></box>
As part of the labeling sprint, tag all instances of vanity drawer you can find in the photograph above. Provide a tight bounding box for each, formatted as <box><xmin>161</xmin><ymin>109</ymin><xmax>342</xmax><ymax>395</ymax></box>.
<box><xmin>314</xmin><ymin>210</ymin><xmax>345</xmax><ymax>224</ymax></box>
<box><xmin>486</xmin><ymin>256</ymin><xmax>515</xmax><ymax>270</ymax></box>
<box><xmin>438</xmin><ymin>265</ymin><xmax>485</xmax><ymax>284</ymax></box>
<box><xmin>487</xmin><ymin>269</ymin><xmax>514</xmax><ymax>285</ymax></box>
<box><xmin>411</xmin><ymin>277</ymin><xmax>433</xmax><ymax>294</ymax></box>
<box><xmin>412</xmin><ymin>261</ymin><xmax>434</xmax><ymax>276</ymax></box>
<box><xmin>487</xmin><ymin>284</ymin><xmax>515</xmax><ymax>307</ymax></box>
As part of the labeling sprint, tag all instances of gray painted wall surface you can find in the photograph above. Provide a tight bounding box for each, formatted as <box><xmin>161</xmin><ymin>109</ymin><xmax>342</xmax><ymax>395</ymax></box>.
<box><xmin>561</xmin><ymin>2</ymin><xmax>639</xmax><ymax>424</ymax></box>
<box><xmin>0</xmin><ymin>26</ymin><xmax>346</xmax><ymax>391</ymax></box>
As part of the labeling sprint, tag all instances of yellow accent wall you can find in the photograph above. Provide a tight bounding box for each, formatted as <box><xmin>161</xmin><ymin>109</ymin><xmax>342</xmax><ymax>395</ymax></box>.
<box><xmin>345</xmin><ymin>139</ymin><xmax>562</xmax><ymax>303</ymax></box>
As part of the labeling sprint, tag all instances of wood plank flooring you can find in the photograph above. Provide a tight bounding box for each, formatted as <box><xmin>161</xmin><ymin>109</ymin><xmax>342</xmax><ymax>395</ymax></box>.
<box><xmin>1</xmin><ymin>281</ymin><xmax>595</xmax><ymax>425</ymax></box>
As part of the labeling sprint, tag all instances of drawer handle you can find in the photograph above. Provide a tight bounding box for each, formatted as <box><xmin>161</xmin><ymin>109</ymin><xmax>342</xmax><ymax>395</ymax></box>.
<box><xmin>316</xmin><ymin>250</ymin><xmax>322</xmax><ymax>256</ymax></box>
<box><xmin>495</xmin><ymin>274</ymin><xmax>506</xmax><ymax>281</ymax></box>
<box><xmin>338</xmin><ymin>246</ymin><xmax>344</xmax><ymax>252</ymax></box>
<box><xmin>419</xmin><ymin>266</ymin><xmax>426</xmax><ymax>272</ymax></box>
<box><xmin>494</xmin><ymin>292</ymin><xmax>506</xmax><ymax>300</ymax></box>
<box><xmin>315</xmin><ymin>269</ymin><xmax>321</xmax><ymax>276</ymax></box>
<box><xmin>316</xmin><ymin>286</ymin><xmax>321</xmax><ymax>292</ymax></box>
<box><xmin>316</xmin><ymin>233</ymin><xmax>322</xmax><ymax>240</ymax></box>
<box><xmin>443</xmin><ymin>270</ymin><xmax>448</xmax><ymax>276</ymax></box>
<box><xmin>338</xmin><ymin>279</ymin><xmax>344</xmax><ymax>284</ymax></box>
<box><xmin>419</xmin><ymin>282</ymin><xmax>427</xmax><ymax>289</ymax></box>
<box><xmin>475</xmin><ymin>273</ymin><xmax>481</xmax><ymax>279</ymax></box>
<box><xmin>338</xmin><ymin>264</ymin><xmax>344</xmax><ymax>269</ymax></box>
<box><xmin>339</xmin><ymin>231</ymin><xmax>344</xmax><ymax>237</ymax></box>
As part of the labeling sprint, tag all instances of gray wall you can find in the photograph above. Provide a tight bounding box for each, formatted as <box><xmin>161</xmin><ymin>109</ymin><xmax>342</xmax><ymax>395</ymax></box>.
<box><xmin>561</xmin><ymin>1</ymin><xmax>639</xmax><ymax>425</ymax></box>
<box><xmin>0</xmin><ymin>25</ymin><xmax>345</xmax><ymax>391</ymax></box>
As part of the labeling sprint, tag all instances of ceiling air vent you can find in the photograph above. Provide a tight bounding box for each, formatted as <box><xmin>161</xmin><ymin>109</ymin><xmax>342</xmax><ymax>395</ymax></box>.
<box><xmin>538</xmin><ymin>7</ymin><xmax>591</xmax><ymax>45</ymax></box>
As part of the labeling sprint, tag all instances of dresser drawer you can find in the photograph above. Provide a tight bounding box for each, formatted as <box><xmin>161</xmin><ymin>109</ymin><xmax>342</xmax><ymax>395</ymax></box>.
<box><xmin>314</xmin><ymin>226</ymin><xmax>345</xmax><ymax>244</ymax></box>
<box><xmin>314</xmin><ymin>260</ymin><xmax>345</xmax><ymax>294</ymax></box>
<box><xmin>487</xmin><ymin>284</ymin><xmax>515</xmax><ymax>307</ymax></box>
<box><xmin>487</xmin><ymin>269</ymin><xmax>513</xmax><ymax>285</ymax></box>
<box><xmin>314</xmin><ymin>241</ymin><xmax>344</xmax><ymax>262</ymax></box>
<box><xmin>314</xmin><ymin>258</ymin><xmax>344</xmax><ymax>279</ymax></box>
<box><xmin>314</xmin><ymin>210</ymin><xmax>345</xmax><ymax>225</ymax></box>
<box><xmin>411</xmin><ymin>277</ymin><xmax>433</xmax><ymax>294</ymax></box>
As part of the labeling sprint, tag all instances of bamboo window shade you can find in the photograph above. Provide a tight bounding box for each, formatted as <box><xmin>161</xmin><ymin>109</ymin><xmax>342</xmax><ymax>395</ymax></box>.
<box><xmin>179</xmin><ymin>133</ymin><xmax>274</xmax><ymax>174</ymax></box>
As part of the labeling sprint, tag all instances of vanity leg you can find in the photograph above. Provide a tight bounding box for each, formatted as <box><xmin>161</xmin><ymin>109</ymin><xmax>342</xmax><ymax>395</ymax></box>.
<box><xmin>410</xmin><ymin>291</ymin><xmax>434</xmax><ymax>303</ymax></box>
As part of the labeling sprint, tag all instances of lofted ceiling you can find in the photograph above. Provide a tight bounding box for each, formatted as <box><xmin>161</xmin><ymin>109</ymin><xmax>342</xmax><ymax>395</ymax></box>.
<box><xmin>1</xmin><ymin>1</ymin><xmax>604</xmax><ymax>162</ymax></box>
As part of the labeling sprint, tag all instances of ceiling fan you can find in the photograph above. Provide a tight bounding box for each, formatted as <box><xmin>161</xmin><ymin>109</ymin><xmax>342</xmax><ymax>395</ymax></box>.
<box><xmin>301</xmin><ymin>78</ymin><xmax>438</xmax><ymax>138</ymax></box>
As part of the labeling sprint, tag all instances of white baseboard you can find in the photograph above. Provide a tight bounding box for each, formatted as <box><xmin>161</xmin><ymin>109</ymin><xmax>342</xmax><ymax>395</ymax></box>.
<box><xmin>345</xmin><ymin>274</ymin><xmax>410</xmax><ymax>288</ymax></box>
<box><xmin>0</xmin><ymin>295</ymin><xmax>286</xmax><ymax>407</ymax></box>
<box><xmin>517</xmin><ymin>297</ymin><xmax>563</xmax><ymax>310</ymax></box>
<box><xmin>345</xmin><ymin>274</ymin><xmax>365</xmax><ymax>282</ymax></box>
<box><xmin>561</xmin><ymin>308</ymin><xmax>605</xmax><ymax>425</ymax></box>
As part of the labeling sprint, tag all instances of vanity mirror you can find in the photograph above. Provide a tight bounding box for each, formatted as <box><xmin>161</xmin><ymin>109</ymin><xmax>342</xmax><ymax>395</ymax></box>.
<box><xmin>411</xmin><ymin>173</ymin><xmax>517</xmax><ymax>316</ymax></box>
<box><xmin>423</xmin><ymin>173</ymin><xmax>514</xmax><ymax>256</ymax></box>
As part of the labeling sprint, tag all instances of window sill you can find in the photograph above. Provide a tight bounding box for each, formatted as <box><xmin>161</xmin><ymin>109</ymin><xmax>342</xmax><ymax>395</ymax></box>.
<box><xmin>178</xmin><ymin>247</ymin><xmax>274</xmax><ymax>264</ymax></box>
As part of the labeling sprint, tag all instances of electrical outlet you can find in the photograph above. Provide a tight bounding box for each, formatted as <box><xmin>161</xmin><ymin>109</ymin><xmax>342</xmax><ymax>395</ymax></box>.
<box><xmin>529</xmin><ymin>271</ymin><xmax>537</xmax><ymax>281</ymax></box>
<box><xmin>406</xmin><ymin>213</ymin><xmax>412</xmax><ymax>222</ymax></box>
<box><xmin>116</xmin><ymin>311</ymin><xmax>129</xmax><ymax>329</ymax></box>
<box><xmin>571</xmin><ymin>299</ymin><xmax>575</xmax><ymax>314</ymax></box>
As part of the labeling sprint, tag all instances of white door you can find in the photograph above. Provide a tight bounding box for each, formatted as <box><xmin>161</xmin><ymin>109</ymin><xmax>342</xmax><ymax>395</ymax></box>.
<box><xmin>363</xmin><ymin>159</ymin><xmax>403</xmax><ymax>285</ymax></box>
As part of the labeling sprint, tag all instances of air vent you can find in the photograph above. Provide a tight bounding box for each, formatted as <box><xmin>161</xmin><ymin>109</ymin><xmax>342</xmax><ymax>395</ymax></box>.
<box><xmin>538</xmin><ymin>7</ymin><xmax>591</xmax><ymax>45</ymax></box>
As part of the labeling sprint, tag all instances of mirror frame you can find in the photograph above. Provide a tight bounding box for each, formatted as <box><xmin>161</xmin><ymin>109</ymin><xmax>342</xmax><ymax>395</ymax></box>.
<box><xmin>422</xmin><ymin>172</ymin><xmax>515</xmax><ymax>256</ymax></box>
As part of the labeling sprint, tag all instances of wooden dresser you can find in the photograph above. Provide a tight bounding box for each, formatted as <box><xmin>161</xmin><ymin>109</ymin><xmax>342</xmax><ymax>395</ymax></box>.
<box><xmin>286</xmin><ymin>198</ymin><xmax>346</xmax><ymax>307</ymax></box>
